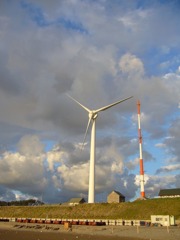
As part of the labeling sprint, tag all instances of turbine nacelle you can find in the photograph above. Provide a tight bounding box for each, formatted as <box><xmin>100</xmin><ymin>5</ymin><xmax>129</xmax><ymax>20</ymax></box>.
<box><xmin>89</xmin><ymin>112</ymin><xmax>98</xmax><ymax>120</ymax></box>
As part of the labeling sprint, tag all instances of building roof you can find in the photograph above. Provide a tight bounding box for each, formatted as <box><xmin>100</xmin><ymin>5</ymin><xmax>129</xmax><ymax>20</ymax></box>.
<box><xmin>68</xmin><ymin>198</ymin><xmax>85</xmax><ymax>203</ymax></box>
<box><xmin>158</xmin><ymin>188</ymin><xmax>180</xmax><ymax>196</ymax></box>
<box><xmin>110</xmin><ymin>190</ymin><xmax>125</xmax><ymax>198</ymax></box>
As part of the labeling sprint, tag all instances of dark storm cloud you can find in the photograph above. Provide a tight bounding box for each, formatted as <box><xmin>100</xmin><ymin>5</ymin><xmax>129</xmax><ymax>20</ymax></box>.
<box><xmin>0</xmin><ymin>121</ymin><xmax>37</xmax><ymax>150</ymax></box>
<box><xmin>114</xmin><ymin>170</ymin><xmax>138</xmax><ymax>201</ymax></box>
<box><xmin>0</xmin><ymin>52</ymin><xmax>21</xmax><ymax>95</ymax></box>
<box><xmin>165</xmin><ymin>119</ymin><xmax>180</xmax><ymax>163</ymax></box>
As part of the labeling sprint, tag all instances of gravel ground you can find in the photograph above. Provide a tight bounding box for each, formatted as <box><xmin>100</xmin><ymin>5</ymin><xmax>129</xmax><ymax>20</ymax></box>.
<box><xmin>0</xmin><ymin>222</ymin><xmax>179</xmax><ymax>240</ymax></box>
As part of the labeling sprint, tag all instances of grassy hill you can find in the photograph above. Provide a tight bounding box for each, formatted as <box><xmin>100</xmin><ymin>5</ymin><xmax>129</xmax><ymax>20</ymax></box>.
<box><xmin>0</xmin><ymin>198</ymin><xmax>179</xmax><ymax>220</ymax></box>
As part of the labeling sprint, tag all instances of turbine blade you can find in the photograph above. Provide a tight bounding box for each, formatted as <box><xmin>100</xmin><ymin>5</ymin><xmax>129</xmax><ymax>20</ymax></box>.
<box><xmin>94</xmin><ymin>96</ymin><xmax>133</xmax><ymax>113</ymax></box>
<box><xmin>81</xmin><ymin>117</ymin><xmax>91</xmax><ymax>150</ymax></box>
<box><xmin>67</xmin><ymin>94</ymin><xmax>91</xmax><ymax>113</ymax></box>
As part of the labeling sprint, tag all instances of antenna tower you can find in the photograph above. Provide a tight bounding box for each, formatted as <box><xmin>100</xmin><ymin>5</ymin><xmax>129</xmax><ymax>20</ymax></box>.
<box><xmin>137</xmin><ymin>100</ymin><xmax>145</xmax><ymax>198</ymax></box>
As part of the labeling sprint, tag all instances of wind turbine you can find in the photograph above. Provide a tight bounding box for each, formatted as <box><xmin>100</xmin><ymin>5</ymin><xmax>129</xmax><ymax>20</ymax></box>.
<box><xmin>68</xmin><ymin>94</ymin><xmax>133</xmax><ymax>203</ymax></box>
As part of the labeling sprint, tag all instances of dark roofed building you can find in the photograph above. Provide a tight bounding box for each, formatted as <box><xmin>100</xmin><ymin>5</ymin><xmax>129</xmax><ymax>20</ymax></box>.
<box><xmin>158</xmin><ymin>188</ymin><xmax>180</xmax><ymax>198</ymax></box>
<box><xmin>107</xmin><ymin>190</ymin><xmax>125</xmax><ymax>203</ymax></box>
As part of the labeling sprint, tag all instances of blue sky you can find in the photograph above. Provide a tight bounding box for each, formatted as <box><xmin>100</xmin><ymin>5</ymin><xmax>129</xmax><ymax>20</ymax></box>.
<box><xmin>0</xmin><ymin>0</ymin><xmax>179</xmax><ymax>203</ymax></box>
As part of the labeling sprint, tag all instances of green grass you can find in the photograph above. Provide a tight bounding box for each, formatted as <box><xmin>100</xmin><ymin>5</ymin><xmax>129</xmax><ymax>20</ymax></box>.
<box><xmin>0</xmin><ymin>198</ymin><xmax>179</xmax><ymax>220</ymax></box>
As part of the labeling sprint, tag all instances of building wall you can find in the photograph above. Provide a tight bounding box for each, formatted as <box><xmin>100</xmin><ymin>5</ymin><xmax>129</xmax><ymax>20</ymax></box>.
<box><xmin>107</xmin><ymin>192</ymin><xmax>125</xmax><ymax>203</ymax></box>
<box><xmin>151</xmin><ymin>215</ymin><xmax>175</xmax><ymax>226</ymax></box>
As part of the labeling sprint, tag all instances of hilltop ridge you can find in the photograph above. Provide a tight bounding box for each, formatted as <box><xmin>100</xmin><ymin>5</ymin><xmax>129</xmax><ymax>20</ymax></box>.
<box><xmin>0</xmin><ymin>198</ymin><xmax>179</xmax><ymax>220</ymax></box>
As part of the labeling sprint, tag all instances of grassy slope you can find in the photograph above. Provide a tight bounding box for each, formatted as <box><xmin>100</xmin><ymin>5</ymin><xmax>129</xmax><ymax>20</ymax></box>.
<box><xmin>0</xmin><ymin>198</ymin><xmax>179</xmax><ymax>220</ymax></box>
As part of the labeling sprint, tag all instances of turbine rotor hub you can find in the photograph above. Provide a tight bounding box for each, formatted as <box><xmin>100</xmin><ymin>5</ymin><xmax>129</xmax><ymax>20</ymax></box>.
<box><xmin>89</xmin><ymin>111</ymin><xmax>98</xmax><ymax>120</ymax></box>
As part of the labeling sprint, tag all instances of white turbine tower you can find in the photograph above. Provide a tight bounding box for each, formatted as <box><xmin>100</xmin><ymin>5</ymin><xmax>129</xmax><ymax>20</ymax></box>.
<box><xmin>68</xmin><ymin>94</ymin><xmax>133</xmax><ymax>203</ymax></box>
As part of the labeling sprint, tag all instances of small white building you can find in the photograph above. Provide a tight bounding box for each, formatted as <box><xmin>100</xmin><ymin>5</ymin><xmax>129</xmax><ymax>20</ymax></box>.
<box><xmin>151</xmin><ymin>215</ymin><xmax>175</xmax><ymax>226</ymax></box>
<box><xmin>68</xmin><ymin>198</ymin><xmax>85</xmax><ymax>206</ymax></box>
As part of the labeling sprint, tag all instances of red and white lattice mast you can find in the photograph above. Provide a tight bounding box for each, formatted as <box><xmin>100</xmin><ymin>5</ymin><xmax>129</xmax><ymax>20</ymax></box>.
<box><xmin>137</xmin><ymin>100</ymin><xmax>145</xmax><ymax>198</ymax></box>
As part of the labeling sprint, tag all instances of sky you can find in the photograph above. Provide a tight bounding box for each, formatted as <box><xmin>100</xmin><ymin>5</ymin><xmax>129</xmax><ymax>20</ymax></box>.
<box><xmin>0</xmin><ymin>0</ymin><xmax>179</xmax><ymax>203</ymax></box>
